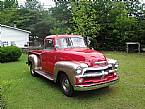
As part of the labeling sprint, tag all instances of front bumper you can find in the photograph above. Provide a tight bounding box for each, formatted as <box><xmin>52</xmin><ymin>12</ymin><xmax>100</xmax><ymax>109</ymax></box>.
<box><xmin>74</xmin><ymin>77</ymin><xmax>119</xmax><ymax>91</ymax></box>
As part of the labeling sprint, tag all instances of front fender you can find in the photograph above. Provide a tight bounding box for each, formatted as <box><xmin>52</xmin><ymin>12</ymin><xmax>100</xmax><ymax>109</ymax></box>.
<box><xmin>54</xmin><ymin>61</ymin><xmax>80</xmax><ymax>86</ymax></box>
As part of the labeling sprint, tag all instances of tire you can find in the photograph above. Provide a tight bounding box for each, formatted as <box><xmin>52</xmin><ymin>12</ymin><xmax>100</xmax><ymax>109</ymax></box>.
<box><xmin>60</xmin><ymin>73</ymin><xmax>74</xmax><ymax>97</ymax></box>
<box><xmin>30</xmin><ymin>63</ymin><xmax>37</xmax><ymax>77</ymax></box>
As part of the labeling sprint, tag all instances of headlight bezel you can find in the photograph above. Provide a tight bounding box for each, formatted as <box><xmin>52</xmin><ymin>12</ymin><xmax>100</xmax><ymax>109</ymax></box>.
<box><xmin>75</xmin><ymin>63</ymin><xmax>88</xmax><ymax>75</ymax></box>
<box><xmin>76</xmin><ymin>66</ymin><xmax>83</xmax><ymax>74</ymax></box>
<box><xmin>107</xmin><ymin>58</ymin><xmax>119</xmax><ymax>70</ymax></box>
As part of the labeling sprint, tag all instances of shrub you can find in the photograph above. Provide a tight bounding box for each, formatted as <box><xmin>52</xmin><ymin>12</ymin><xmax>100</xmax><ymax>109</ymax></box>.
<box><xmin>0</xmin><ymin>46</ymin><xmax>22</xmax><ymax>63</ymax></box>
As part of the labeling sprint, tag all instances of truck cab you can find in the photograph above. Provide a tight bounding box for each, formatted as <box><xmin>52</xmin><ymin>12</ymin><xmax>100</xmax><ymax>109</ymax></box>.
<box><xmin>28</xmin><ymin>35</ymin><xmax>119</xmax><ymax>96</ymax></box>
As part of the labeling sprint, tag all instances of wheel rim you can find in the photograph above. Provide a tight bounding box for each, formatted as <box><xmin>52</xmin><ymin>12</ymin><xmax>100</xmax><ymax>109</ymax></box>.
<box><xmin>62</xmin><ymin>77</ymin><xmax>70</xmax><ymax>93</ymax></box>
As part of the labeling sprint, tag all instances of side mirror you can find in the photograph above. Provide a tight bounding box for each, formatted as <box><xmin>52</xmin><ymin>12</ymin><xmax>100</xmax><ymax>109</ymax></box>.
<box><xmin>87</xmin><ymin>37</ymin><xmax>91</xmax><ymax>46</ymax></box>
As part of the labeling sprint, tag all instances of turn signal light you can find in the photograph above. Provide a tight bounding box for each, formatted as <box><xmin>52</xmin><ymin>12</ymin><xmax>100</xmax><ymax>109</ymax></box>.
<box><xmin>76</xmin><ymin>77</ymin><xmax>84</xmax><ymax>84</ymax></box>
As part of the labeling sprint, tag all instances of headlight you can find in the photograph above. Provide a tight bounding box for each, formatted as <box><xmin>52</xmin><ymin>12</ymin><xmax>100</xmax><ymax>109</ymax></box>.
<box><xmin>107</xmin><ymin>59</ymin><xmax>119</xmax><ymax>70</ymax></box>
<box><xmin>75</xmin><ymin>63</ymin><xmax>88</xmax><ymax>75</ymax></box>
<box><xmin>115</xmin><ymin>61</ymin><xmax>119</xmax><ymax>68</ymax></box>
<box><xmin>76</xmin><ymin>66</ymin><xmax>83</xmax><ymax>74</ymax></box>
<box><xmin>112</xmin><ymin>61</ymin><xmax>119</xmax><ymax>71</ymax></box>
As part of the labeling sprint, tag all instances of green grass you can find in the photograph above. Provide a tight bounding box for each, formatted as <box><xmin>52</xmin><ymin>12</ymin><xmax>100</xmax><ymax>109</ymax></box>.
<box><xmin>1</xmin><ymin>52</ymin><xmax>145</xmax><ymax>109</ymax></box>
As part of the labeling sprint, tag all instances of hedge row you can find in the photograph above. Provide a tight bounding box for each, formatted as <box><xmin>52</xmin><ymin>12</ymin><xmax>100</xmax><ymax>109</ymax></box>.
<box><xmin>0</xmin><ymin>46</ymin><xmax>22</xmax><ymax>63</ymax></box>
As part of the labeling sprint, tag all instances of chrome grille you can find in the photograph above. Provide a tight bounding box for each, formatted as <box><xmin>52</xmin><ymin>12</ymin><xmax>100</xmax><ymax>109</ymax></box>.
<box><xmin>84</xmin><ymin>70</ymin><xmax>102</xmax><ymax>75</ymax></box>
<box><xmin>83</xmin><ymin>67</ymin><xmax>113</xmax><ymax>75</ymax></box>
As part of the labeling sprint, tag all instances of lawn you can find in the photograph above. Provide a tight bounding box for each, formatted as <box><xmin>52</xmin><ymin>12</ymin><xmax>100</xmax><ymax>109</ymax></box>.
<box><xmin>1</xmin><ymin>52</ymin><xmax>145</xmax><ymax>109</ymax></box>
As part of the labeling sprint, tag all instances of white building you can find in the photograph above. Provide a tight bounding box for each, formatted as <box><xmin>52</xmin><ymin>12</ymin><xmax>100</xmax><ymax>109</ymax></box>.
<box><xmin>0</xmin><ymin>24</ymin><xmax>30</xmax><ymax>48</ymax></box>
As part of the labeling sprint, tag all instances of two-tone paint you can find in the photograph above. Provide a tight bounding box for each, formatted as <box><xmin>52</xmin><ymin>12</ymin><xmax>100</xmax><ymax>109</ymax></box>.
<box><xmin>28</xmin><ymin>35</ymin><xmax>119</xmax><ymax>92</ymax></box>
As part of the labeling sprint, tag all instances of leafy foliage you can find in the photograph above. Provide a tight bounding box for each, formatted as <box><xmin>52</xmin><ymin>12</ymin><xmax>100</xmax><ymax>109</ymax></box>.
<box><xmin>25</xmin><ymin>0</ymin><xmax>42</xmax><ymax>10</ymax></box>
<box><xmin>71</xmin><ymin>0</ymin><xmax>145</xmax><ymax>50</ymax></box>
<box><xmin>50</xmin><ymin>1</ymin><xmax>73</xmax><ymax>34</ymax></box>
<box><xmin>0</xmin><ymin>0</ymin><xmax>145</xmax><ymax>50</ymax></box>
<box><xmin>72</xmin><ymin>1</ymin><xmax>100</xmax><ymax>37</ymax></box>
<box><xmin>0</xmin><ymin>46</ymin><xmax>22</xmax><ymax>63</ymax></box>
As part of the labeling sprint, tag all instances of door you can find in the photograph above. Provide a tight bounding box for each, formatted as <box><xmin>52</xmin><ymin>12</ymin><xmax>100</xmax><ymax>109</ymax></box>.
<box><xmin>41</xmin><ymin>38</ymin><xmax>56</xmax><ymax>74</ymax></box>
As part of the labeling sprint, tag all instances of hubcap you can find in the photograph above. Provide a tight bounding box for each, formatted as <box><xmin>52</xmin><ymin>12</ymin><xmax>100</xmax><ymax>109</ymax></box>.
<box><xmin>62</xmin><ymin>77</ymin><xmax>70</xmax><ymax>92</ymax></box>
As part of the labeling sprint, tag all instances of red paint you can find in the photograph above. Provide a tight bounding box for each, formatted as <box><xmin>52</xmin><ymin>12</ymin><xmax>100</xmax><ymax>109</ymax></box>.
<box><xmin>75</xmin><ymin>72</ymin><xmax>117</xmax><ymax>85</ymax></box>
<box><xmin>30</xmin><ymin>35</ymin><xmax>107</xmax><ymax>73</ymax></box>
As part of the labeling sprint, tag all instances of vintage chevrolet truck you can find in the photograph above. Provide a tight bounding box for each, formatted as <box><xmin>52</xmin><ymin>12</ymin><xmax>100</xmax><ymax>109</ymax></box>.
<box><xmin>28</xmin><ymin>35</ymin><xmax>119</xmax><ymax>96</ymax></box>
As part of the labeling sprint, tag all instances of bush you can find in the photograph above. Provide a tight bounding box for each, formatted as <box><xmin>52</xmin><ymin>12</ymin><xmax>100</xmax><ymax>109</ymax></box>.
<box><xmin>0</xmin><ymin>46</ymin><xmax>22</xmax><ymax>63</ymax></box>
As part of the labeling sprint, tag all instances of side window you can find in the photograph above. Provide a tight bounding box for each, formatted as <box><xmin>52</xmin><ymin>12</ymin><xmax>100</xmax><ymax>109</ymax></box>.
<box><xmin>45</xmin><ymin>39</ymin><xmax>54</xmax><ymax>50</ymax></box>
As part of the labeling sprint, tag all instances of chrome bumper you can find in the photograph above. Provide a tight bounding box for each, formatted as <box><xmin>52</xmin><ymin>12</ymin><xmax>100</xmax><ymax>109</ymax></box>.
<box><xmin>74</xmin><ymin>78</ymin><xmax>119</xmax><ymax>91</ymax></box>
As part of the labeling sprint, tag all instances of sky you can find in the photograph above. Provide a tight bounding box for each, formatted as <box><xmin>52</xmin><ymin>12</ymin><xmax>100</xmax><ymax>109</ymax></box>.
<box><xmin>18</xmin><ymin>0</ymin><xmax>56</xmax><ymax>8</ymax></box>
<box><xmin>17</xmin><ymin>0</ymin><xmax>145</xmax><ymax>5</ymax></box>
<box><xmin>17</xmin><ymin>0</ymin><xmax>145</xmax><ymax>8</ymax></box>
<box><xmin>1</xmin><ymin>0</ymin><xmax>145</xmax><ymax>8</ymax></box>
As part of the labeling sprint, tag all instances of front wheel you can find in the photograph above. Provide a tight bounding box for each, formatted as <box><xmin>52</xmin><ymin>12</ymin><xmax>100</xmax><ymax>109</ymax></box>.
<box><xmin>60</xmin><ymin>73</ymin><xmax>74</xmax><ymax>97</ymax></box>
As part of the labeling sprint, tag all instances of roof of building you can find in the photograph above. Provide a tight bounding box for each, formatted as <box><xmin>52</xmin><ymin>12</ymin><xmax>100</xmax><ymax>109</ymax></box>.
<box><xmin>126</xmin><ymin>42</ymin><xmax>140</xmax><ymax>45</ymax></box>
<box><xmin>0</xmin><ymin>24</ymin><xmax>31</xmax><ymax>33</ymax></box>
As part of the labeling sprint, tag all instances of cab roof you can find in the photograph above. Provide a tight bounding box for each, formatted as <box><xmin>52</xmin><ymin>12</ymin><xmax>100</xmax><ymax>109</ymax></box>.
<box><xmin>45</xmin><ymin>35</ymin><xmax>82</xmax><ymax>39</ymax></box>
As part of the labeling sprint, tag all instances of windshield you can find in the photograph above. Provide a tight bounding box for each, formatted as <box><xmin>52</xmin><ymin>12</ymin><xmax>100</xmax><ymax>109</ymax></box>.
<box><xmin>56</xmin><ymin>37</ymin><xmax>87</xmax><ymax>49</ymax></box>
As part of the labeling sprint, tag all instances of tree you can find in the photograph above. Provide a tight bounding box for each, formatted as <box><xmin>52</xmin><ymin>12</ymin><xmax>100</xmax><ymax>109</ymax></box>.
<box><xmin>25</xmin><ymin>0</ymin><xmax>42</xmax><ymax>10</ymax></box>
<box><xmin>71</xmin><ymin>0</ymin><xmax>112</xmax><ymax>49</ymax></box>
<box><xmin>3</xmin><ymin>0</ymin><xmax>18</xmax><ymax>9</ymax></box>
<box><xmin>0</xmin><ymin>0</ymin><xmax>145</xmax><ymax>50</ymax></box>
<box><xmin>0</xmin><ymin>1</ymin><xmax>4</xmax><ymax>10</ymax></box>
<box><xmin>71</xmin><ymin>0</ymin><xmax>145</xmax><ymax>50</ymax></box>
<box><xmin>71</xmin><ymin>1</ymin><xmax>100</xmax><ymax>37</ymax></box>
<box><xmin>50</xmin><ymin>1</ymin><xmax>73</xmax><ymax>34</ymax></box>
<box><xmin>108</xmin><ymin>1</ymin><xmax>144</xmax><ymax>50</ymax></box>
<box><xmin>0</xmin><ymin>0</ymin><xmax>18</xmax><ymax>25</ymax></box>
<box><xmin>14</xmin><ymin>8</ymin><xmax>54</xmax><ymax>44</ymax></box>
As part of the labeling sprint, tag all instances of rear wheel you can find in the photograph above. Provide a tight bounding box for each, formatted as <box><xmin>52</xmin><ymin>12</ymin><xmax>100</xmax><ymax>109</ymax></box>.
<box><xmin>60</xmin><ymin>73</ymin><xmax>74</xmax><ymax>97</ymax></box>
<box><xmin>30</xmin><ymin>63</ymin><xmax>37</xmax><ymax>77</ymax></box>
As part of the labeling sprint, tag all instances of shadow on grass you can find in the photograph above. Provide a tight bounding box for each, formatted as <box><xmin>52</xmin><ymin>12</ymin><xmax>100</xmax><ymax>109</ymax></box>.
<box><xmin>36</xmin><ymin>74</ymin><xmax>61</xmax><ymax>90</ymax></box>
<box><xmin>73</xmin><ymin>87</ymin><xmax>114</xmax><ymax>99</ymax></box>
<box><xmin>35</xmin><ymin>74</ymin><xmax>115</xmax><ymax>99</ymax></box>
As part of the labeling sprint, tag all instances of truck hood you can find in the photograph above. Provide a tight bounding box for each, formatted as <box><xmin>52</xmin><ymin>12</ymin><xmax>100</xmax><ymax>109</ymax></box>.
<box><xmin>58</xmin><ymin>48</ymin><xmax>107</xmax><ymax>67</ymax></box>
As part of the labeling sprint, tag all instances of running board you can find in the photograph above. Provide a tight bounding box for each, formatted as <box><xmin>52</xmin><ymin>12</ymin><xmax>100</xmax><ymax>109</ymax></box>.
<box><xmin>35</xmin><ymin>70</ymin><xmax>54</xmax><ymax>81</ymax></box>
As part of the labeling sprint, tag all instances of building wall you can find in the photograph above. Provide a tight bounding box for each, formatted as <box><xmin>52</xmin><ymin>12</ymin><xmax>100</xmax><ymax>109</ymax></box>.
<box><xmin>0</xmin><ymin>26</ymin><xmax>29</xmax><ymax>48</ymax></box>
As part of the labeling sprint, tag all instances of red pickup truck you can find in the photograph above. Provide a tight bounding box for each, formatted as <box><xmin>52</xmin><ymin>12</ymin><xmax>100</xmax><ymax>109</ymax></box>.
<box><xmin>28</xmin><ymin>35</ymin><xmax>119</xmax><ymax>96</ymax></box>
